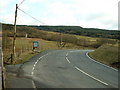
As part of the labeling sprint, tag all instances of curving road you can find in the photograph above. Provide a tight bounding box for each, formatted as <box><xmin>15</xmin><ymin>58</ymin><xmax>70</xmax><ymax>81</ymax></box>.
<box><xmin>6</xmin><ymin>50</ymin><xmax>118</xmax><ymax>88</ymax></box>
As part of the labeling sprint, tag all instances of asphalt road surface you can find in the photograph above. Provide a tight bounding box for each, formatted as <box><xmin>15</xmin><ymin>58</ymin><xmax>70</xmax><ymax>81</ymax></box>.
<box><xmin>6</xmin><ymin>50</ymin><xmax>119</xmax><ymax>88</ymax></box>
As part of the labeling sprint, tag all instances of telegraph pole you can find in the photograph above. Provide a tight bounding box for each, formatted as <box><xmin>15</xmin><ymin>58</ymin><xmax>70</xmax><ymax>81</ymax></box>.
<box><xmin>11</xmin><ymin>4</ymin><xmax>18</xmax><ymax>64</ymax></box>
<box><xmin>60</xmin><ymin>29</ymin><xmax>62</xmax><ymax>48</ymax></box>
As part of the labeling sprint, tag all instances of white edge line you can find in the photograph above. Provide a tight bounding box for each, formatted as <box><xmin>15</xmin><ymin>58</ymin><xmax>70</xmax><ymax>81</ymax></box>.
<box><xmin>86</xmin><ymin>52</ymin><xmax>118</xmax><ymax>71</ymax></box>
<box><xmin>32</xmin><ymin>80</ymin><xmax>37</xmax><ymax>89</ymax></box>
<box><xmin>74</xmin><ymin>66</ymin><xmax>108</xmax><ymax>86</ymax></box>
<box><xmin>37</xmin><ymin>60</ymin><xmax>39</xmax><ymax>62</ymax></box>
<box><xmin>35</xmin><ymin>62</ymin><xmax>37</xmax><ymax>64</ymax></box>
<box><xmin>70</xmin><ymin>51</ymin><xmax>74</xmax><ymax>52</ymax></box>
<box><xmin>33</xmin><ymin>64</ymin><xmax>36</xmax><ymax>67</ymax></box>
<box><xmin>31</xmin><ymin>72</ymin><xmax>34</xmax><ymax>75</ymax></box>
<box><xmin>66</xmin><ymin>57</ymin><xmax>71</xmax><ymax>63</ymax></box>
<box><xmin>32</xmin><ymin>67</ymin><xmax>35</xmax><ymax>70</ymax></box>
<box><xmin>31</xmin><ymin>53</ymin><xmax>51</xmax><ymax>76</ymax></box>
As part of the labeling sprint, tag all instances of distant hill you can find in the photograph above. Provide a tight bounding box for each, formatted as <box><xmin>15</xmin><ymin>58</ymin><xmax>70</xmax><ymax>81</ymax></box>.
<box><xmin>2</xmin><ymin>23</ymin><xmax>119</xmax><ymax>49</ymax></box>
<box><xmin>2</xmin><ymin>23</ymin><xmax>120</xmax><ymax>40</ymax></box>
<box><xmin>28</xmin><ymin>25</ymin><xmax>120</xmax><ymax>40</ymax></box>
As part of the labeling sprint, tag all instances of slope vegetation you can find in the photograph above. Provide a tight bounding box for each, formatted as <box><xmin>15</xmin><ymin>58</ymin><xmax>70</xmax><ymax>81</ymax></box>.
<box><xmin>89</xmin><ymin>44</ymin><xmax>119</xmax><ymax>69</ymax></box>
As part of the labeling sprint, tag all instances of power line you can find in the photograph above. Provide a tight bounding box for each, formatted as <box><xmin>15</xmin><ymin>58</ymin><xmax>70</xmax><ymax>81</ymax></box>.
<box><xmin>18</xmin><ymin>0</ymin><xmax>26</xmax><ymax>7</ymax></box>
<box><xmin>18</xmin><ymin>7</ymin><xmax>45</xmax><ymax>24</ymax></box>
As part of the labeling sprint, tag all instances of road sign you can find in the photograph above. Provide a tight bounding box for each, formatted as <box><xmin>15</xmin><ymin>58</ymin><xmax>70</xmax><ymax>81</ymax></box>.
<box><xmin>33</xmin><ymin>41</ymin><xmax>38</xmax><ymax>49</ymax></box>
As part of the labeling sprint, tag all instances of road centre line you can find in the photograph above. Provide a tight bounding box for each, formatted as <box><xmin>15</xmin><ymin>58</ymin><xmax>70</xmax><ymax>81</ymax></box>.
<box><xmin>66</xmin><ymin>57</ymin><xmax>71</xmax><ymax>63</ymax></box>
<box><xmin>66</xmin><ymin>52</ymin><xmax>71</xmax><ymax>63</ymax></box>
<box><xmin>86</xmin><ymin>52</ymin><xmax>118</xmax><ymax>71</ymax></box>
<box><xmin>69</xmin><ymin>51</ymin><xmax>74</xmax><ymax>52</ymax></box>
<box><xmin>74</xmin><ymin>66</ymin><xmax>108</xmax><ymax>86</ymax></box>
<box><xmin>31</xmin><ymin>72</ymin><xmax>34</xmax><ymax>75</ymax></box>
<box><xmin>32</xmin><ymin>80</ymin><xmax>37</xmax><ymax>89</ymax></box>
<box><xmin>66</xmin><ymin>51</ymin><xmax>108</xmax><ymax>86</ymax></box>
<box><xmin>66</xmin><ymin>53</ymin><xmax>68</xmax><ymax>57</ymax></box>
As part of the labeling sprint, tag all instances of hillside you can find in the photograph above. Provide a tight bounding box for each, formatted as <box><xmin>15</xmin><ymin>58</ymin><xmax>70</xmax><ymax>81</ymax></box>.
<box><xmin>2</xmin><ymin>23</ymin><xmax>119</xmax><ymax>66</ymax></box>
<box><xmin>3</xmin><ymin>23</ymin><xmax>120</xmax><ymax>40</ymax></box>
<box><xmin>29</xmin><ymin>25</ymin><xmax>120</xmax><ymax>40</ymax></box>
<box><xmin>2</xmin><ymin>23</ymin><xmax>118</xmax><ymax>49</ymax></box>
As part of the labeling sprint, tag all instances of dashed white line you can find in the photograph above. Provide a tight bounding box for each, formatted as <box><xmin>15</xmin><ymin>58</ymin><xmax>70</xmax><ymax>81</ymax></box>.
<box><xmin>40</xmin><ymin>56</ymin><xmax>43</xmax><ymax>58</ymax></box>
<box><xmin>66</xmin><ymin>53</ymin><xmax>68</xmax><ymax>57</ymax></box>
<box><xmin>70</xmin><ymin>51</ymin><xmax>74</xmax><ymax>53</ymax></box>
<box><xmin>37</xmin><ymin>60</ymin><xmax>39</xmax><ymax>62</ymax></box>
<box><xmin>39</xmin><ymin>57</ymin><xmax>41</xmax><ymax>59</ymax></box>
<box><xmin>31</xmin><ymin>72</ymin><xmax>34</xmax><ymax>75</ymax></box>
<box><xmin>86</xmin><ymin>52</ymin><xmax>118</xmax><ymax>71</ymax></box>
<box><xmin>66</xmin><ymin>57</ymin><xmax>71</xmax><ymax>63</ymax></box>
<box><xmin>33</xmin><ymin>64</ymin><xmax>36</xmax><ymax>67</ymax></box>
<box><xmin>32</xmin><ymin>80</ymin><xmax>37</xmax><ymax>89</ymax></box>
<box><xmin>31</xmin><ymin>53</ymin><xmax>51</xmax><ymax>76</ymax></box>
<box><xmin>74</xmin><ymin>66</ymin><xmax>108</xmax><ymax>86</ymax></box>
<box><xmin>66</xmin><ymin>51</ymin><xmax>109</xmax><ymax>86</ymax></box>
<box><xmin>35</xmin><ymin>60</ymin><xmax>38</xmax><ymax>64</ymax></box>
<box><xmin>32</xmin><ymin>67</ymin><xmax>35</xmax><ymax>70</ymax></box>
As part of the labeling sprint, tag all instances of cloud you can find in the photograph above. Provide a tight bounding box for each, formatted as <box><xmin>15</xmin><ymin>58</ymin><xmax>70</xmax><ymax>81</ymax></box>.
<box><xmin>28</xmin><ymin>0</ymin><xmax>43</xmax><ymax>3</ymax></box>
<box><xmin>0</xmin><ymin>0</ymin><xmax>119</xmax><ymax>30</ymax></box>
<box><xmin>44</xmin><ymin>2</ymin><xmax>76</xmax><ymax>24</ymax></box>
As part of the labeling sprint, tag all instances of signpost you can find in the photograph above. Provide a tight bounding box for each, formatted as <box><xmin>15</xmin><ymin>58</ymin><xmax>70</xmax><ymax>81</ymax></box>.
<box><xmin>33</xmin><ymin>41</ymin><xmax>38</xmax><ymax>51</ymax></box>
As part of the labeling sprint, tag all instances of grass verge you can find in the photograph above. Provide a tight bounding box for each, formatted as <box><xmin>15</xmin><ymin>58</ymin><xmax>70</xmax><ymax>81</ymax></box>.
<box><xmin>88</xmin><ymin>44</ymin><xmax>119</xmax><ymax>69</ymax></box>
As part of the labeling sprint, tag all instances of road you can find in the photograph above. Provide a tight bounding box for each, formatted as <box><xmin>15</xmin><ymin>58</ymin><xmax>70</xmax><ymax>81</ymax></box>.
<box><xmin>5</xmin><ymin>50</ymin><xmax>119</xmax><ymax>88</ymax></box>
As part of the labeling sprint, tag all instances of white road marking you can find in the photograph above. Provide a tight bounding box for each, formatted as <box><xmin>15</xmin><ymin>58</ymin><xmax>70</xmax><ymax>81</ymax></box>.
<box><xmin>31</xmin><ymin>72</ymin><xmax>34</xmax><ymax>75</ymax></box>
<box><xmin>33</xmin><ymin>64</ymin><xmax>36</xmax><ymax>67</ymax></box>
<box><xmin>35</xmin><ymin>62</ymin><xmax>37</xmax><ymax>64</ymax></box>
<box><xmin>86</xmin><ymin>52</ymin><xmax>118</xmax><ymax>71</ymax></box>
<box><xmin>66</xmin><ymin>57</ymin><xmax>71</xmax><ymax>63</ymax></box>
<box><xmin>70</xmin><ymin>51</ymin><xmax>74</xmax><ymax>52</ymax></box>
<box><xmin>67</xmin><ymin>50</ymin><xmax>109</xmax><ymax>86</ymax></box>
<box><xmin>74</xmin><ymin>66</ymin><xmax>108</xmax><ymax>86</ymax></box>
<box><xmin>37</xmin><ymin>60</ymin><xmax>39</xmax><ymax>62</ymax></box>
<box><xmin>66</xmin><ymin>53</ymin><xmax>68</xmax><ymax>57</ymax></box>
<box><xmin>32</xmin><ymin>80</ymin><xmax>37</xmax><ymax>89</ymax></box>
<box><xmin>32</xmin><ymin>67</ymin><xmax>35</xmax><ymax>70</ymax></box>
<box><xmin>31</xmin><ymin>53</ymin><xmax>51</xmax><ymax>75</ymax></box>
<box><xmin>41</xmin><ymin>56</ymin><xmax>43</xmax><ymax>58</ymax></box>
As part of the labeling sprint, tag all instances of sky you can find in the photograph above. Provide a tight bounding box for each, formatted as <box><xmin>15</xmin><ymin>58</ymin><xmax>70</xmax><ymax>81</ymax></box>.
<box><xmin>0</xmin><ymin>0</ymin><xmax>119</xmax><ymax>30</ymax></box>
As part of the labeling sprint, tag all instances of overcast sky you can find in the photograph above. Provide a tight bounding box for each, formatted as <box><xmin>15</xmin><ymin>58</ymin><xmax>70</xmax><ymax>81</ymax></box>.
<box><xmin>0</xmin><ymin>0</ymin><xmax>119</xmax><ymax>30</ymax></box>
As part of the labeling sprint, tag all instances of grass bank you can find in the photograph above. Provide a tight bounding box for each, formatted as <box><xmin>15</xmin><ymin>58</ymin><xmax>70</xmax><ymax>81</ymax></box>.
<box><xmin>88</xmin><ymin>44</ymin><xmax>119</xmax><ymax>69</ymax></box>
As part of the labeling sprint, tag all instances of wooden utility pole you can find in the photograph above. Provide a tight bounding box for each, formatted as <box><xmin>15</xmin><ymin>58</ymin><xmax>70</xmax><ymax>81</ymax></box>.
<box><xmin>11</xmin><ymin>4</ymin><xmax>18</xmax><ymax>64</ymax></box>
<box><xmin>60</xmin><ymin>29</ymin><xmax>63</xmax><ymax>48</ymax></box>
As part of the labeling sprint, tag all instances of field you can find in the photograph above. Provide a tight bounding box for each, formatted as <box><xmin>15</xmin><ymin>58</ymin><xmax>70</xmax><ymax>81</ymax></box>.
<box><xmin>3</xmin><ymin>36</ymin><xmax>119</xmax><ymax>69</ymax></box>
<box><xmin>3</xmin><ymin>37</ymin><xmax>95</xmax><ymax>65</ymax></box>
